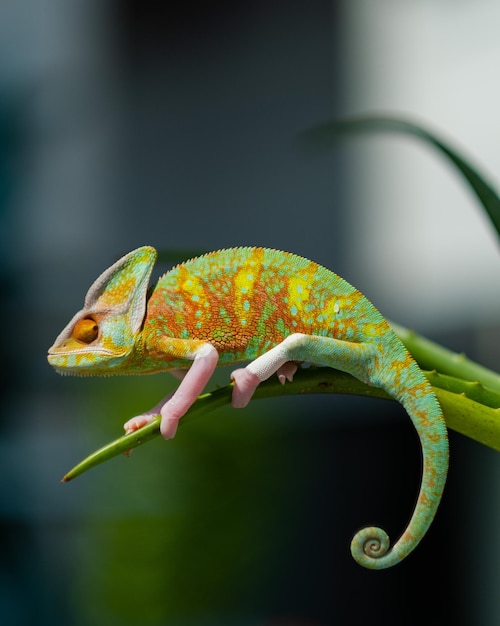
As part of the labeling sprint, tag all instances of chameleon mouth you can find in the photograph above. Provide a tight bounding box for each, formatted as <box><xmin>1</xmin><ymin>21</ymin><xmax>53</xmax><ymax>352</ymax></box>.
<box><xmin>47</xmin><ymin>346</ymin><xmax>127</xmax><ymax>375</ymax></box>
<box><xmin>47</xmin><ymin>349</ymin><xmax>118</xmax><ymax>366</ymax></box>
<box><xmin>47</xmin><ymin>346</ymin><xmax>117</xmax><ymax>356</ymax></box>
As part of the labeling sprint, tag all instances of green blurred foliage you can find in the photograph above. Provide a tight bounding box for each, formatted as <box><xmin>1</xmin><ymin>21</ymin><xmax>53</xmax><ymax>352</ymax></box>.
<box><xmin>68</xmin><ymin>375</ymin><xmax>305</xmax><ymax>624</ymax></box>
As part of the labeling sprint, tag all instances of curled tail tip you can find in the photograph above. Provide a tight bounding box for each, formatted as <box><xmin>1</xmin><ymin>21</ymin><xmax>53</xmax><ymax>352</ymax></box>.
<box><xmin>350</xmin><ymin>526</ymin><xmax>402</xmax><ymax>570</ymax></box>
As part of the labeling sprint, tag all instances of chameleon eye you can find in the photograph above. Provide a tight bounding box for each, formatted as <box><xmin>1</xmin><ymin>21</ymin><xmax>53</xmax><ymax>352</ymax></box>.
<box><xmin>73</xmin><ymin>317</ymin><xmax>99</xmax><ymax>344</ymax></box>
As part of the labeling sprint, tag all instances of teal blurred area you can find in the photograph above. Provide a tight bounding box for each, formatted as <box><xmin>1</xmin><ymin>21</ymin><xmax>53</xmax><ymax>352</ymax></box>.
<box><xmin>0</xmin><ymin>2</ymin><xmax>499</xmax><ymax>625</ymax></box>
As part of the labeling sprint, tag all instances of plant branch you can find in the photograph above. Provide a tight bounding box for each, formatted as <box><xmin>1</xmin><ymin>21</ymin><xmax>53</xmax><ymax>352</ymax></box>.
<box><xmin>62</xmin><ymin>346</ymin><xmax>500</xmax><ymax>482</ymax></box>
<box><xmin>391</xmin><ymin>321</ymin><xmax>500</xmax><ymax>392</ymax></box>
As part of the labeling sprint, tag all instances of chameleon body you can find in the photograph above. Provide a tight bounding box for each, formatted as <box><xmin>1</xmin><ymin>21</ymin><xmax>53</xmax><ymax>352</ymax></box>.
<box><xmin>48</xmin><ymin>246</ymin><xmax>448</xmax><ymax>569</ymax></box>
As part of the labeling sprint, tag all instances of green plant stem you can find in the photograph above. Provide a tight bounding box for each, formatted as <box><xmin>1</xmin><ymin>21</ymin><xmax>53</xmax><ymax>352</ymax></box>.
<box><xmin>62</xmin><ymin>357</ymin><xmax>500</xmax><ymax>482</ymax></box>
<box><xmin>434</xmin><ymin>388</ymin><xmax>500</xmax><ymax>451</ymax></box>
<box><xmin>391</xmin><ymin>321</ymin><xmax>500</xmax><ymax>391</ymax></box>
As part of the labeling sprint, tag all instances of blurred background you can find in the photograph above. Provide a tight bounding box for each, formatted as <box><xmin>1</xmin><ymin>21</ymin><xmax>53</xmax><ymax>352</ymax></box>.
<box><xmin>0</xmin><ymin>1</ymin><xmax>499</xmax><ymax>625</ymax></box>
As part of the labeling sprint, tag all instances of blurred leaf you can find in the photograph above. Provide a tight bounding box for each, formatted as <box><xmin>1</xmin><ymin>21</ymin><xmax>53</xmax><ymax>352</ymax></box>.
<box><xmin>300</xmin><ymin>114</ymin><xmax>500</xmax><ymax>238</ymax></box>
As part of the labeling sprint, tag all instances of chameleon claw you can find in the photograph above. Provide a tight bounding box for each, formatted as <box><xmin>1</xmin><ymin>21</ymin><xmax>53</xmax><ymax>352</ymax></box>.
<box><xmin>276</xmin><ymin>361</ymin><xmax>298</xmax><ymax>385</ymax></box>
<box><xmin>123</xmin><ymin>414</ymin><xmax>156</xmax><ymax>434</ymax></box>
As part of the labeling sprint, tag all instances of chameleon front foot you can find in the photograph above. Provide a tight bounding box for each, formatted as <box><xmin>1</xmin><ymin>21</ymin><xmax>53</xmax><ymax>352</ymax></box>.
<box><xmin>124</xmin><ymin>414</ymin><xmax>157</xmax><ymax>434</ymax></box>
<box><xmin>123</xmin><ymin>411</ymin><xmax>179</xmax><ymax>439</ymax></box>
<box><xmin>123</xmin><ymin>391</ymin><xmax>177</xmax><ymax>437</ymax></box>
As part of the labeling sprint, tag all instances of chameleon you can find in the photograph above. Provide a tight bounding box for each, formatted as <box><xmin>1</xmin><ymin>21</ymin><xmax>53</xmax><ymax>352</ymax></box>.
<box><xmin>47</xmin><ymin>245</ymin><xmax>448</xmax><ymax>570</ymax></box>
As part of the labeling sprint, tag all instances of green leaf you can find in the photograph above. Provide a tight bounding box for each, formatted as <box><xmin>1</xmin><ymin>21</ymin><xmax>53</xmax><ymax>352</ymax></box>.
<box><xmin>300</xmin><ymin>114</ymin><xmax>500</xmax><ymax>238</ymax></box>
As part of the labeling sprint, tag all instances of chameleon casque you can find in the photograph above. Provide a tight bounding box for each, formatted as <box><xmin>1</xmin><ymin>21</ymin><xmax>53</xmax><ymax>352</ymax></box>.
<box><xmin>47</xmin><ymin>246</ymin><xmax>448</xmax><ymax>570</ymax></box>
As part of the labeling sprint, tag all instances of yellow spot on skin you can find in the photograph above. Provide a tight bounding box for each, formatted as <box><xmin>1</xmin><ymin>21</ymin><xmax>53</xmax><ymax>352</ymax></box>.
<box><xmin>181</xmin><ymin>275</ymin><xmax>208</xmax><ymax>311</ymax></box>
<box><xmin>235</xmin><ymin>269</ymin><xmax>256</xmax><ymax>295</ymax></box>
<box><xmin>234</xmin><ymin>264</ymin><xmax>258</xmax><ymax>313</ymax></box>
<box><xmin>288</xmin><ymin>275</ymin><xmax>311</xmax><ymax>312</ymax></box>
<box><xmin>364</xmin><ymin>323</ymin><xmax>381</xmax><ymax>337</ymax></box>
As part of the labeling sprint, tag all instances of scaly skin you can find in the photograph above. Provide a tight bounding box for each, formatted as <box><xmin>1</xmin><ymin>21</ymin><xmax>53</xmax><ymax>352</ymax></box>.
<box><xmin>48</xmin><ymin>246</ymin><xmax>448</xmax><ymax>569</ymax></box>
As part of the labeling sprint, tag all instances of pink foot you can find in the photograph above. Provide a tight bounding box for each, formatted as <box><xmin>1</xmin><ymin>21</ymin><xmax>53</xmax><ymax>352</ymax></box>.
<box><xmin>159</xmin><ymin>416</ymin><xmax>180</xmax><ymax>440</ymax></box>
<box><xmin>230</xmin><ymin>368</ymin><xmax>261</xmax><ymax>408</ymax></box>
<box><xmin>123</xmin><ymin>413</ymin><xmax>157</xmax><ymax>434</ymax></box>
<box><xmin>123</xmin><ymin>391</ymin><xmax>175</xmax><ymax>434</ymax></box>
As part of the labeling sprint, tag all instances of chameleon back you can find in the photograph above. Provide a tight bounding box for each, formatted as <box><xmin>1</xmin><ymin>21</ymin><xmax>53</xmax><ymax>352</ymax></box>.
<box><xmin>145</xmin><ymin>247</ymin><xmax>391</xmax><ymax>365</ymax></box>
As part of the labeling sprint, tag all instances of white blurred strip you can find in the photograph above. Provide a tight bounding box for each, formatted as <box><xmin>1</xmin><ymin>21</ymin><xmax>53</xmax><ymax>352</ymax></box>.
<box><xmin>340</xmin><ymin>0</ymin><xmax>500</xmax><ymax>331</ymax></box>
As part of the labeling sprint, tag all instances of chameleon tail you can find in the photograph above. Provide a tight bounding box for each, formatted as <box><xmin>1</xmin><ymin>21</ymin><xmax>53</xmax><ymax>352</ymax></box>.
<box><xmin>350</xmin><ymin>360</ymin><xmax>449</xmax><ymax>569</ymax></box>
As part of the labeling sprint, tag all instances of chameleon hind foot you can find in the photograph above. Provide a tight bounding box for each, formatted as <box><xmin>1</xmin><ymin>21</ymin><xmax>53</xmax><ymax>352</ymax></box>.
<box><xmin>231</xmin><ymin>361</ymin><xmax>299</xmax><ymax>407</ymax></box>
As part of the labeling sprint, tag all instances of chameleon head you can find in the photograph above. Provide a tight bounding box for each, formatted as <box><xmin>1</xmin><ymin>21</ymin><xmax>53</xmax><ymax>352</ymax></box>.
<box><xmin>47</xmin><ymin>246</ymin><xmax>157</xmax><ymax>376</ymax></box>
